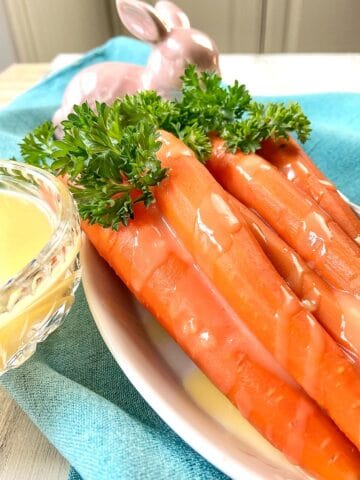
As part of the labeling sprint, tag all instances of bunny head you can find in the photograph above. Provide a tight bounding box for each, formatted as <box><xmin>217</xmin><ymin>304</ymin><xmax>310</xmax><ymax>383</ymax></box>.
<box><xmin>116</xmin><ymin>0</ymin><xmax>220</xmax><ymax>97</ymax></box>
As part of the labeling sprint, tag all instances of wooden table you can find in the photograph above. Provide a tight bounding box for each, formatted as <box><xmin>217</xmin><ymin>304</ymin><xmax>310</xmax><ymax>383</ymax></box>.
<box><xmin>0</xmin><ymin>63</ymin><xmax>69</xmax><ymax>480</ymax></box>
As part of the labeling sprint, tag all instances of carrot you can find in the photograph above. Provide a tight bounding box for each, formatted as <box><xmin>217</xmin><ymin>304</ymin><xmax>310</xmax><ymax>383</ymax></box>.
<box><xmin>153</xmin><ymin>130</ymin><xmax>360</xmax><ymax>450</ymax></box>
<box><xmin>83</xmin><ymin>203</ymin><xmax>360</xmax><ymax>480</ymax></box>
<box><xmin>259</xmin><ymin>136</ymin><xmax>360</xmax><ymax>245</ymax></box>
<box><xmin>207</xmin><ymin>135</ymin><xmax>360</xmax><ymax>297</ymax></box>
<box><xmin>227</xmin><ymin>195</ymin><xmax>360</xmax><ymax>362</ymax></box>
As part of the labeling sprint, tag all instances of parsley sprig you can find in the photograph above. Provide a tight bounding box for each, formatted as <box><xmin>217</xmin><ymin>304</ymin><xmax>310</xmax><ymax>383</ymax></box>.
<box><xmin>20</xmin><ymin>65</ymin><xmax>311</xmax><ymax>228</ymax></box>
<box><xmin>172</xmin><ymin>65</ymin><xmax>311</xmax><ymax>154</ymax></box>
<box><xmin>21</xmin><ymin>100</ymin><xmax>167</xmax><ymax>228</ymax></box>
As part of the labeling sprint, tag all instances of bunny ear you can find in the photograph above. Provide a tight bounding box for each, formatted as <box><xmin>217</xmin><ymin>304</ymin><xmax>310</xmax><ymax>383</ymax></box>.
<box><xmin>116</xmin><ymin>0</ymin><xmax>168</xmax><ymax>43</ymax></box>
<box><xmin>155</xmin><ymin>1</ymin><xmax>190</xmax><ymax>29</ymax></box>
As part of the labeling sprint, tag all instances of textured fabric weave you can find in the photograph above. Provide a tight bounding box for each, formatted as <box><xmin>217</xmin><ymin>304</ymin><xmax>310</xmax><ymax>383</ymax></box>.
<box><xmin>0</xmin><ymin>37</ymin><xmax>359</xmax><ymax>480</ymax></box>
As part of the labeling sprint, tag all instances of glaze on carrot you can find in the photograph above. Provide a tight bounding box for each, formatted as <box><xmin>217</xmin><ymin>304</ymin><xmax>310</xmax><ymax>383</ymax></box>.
<box><xmin>153</xmin><ymin>130</ymin><xmax>360</xmax><ymax>450</ymax></box>
<box><xmin>21</xmin><ymin>67</ymin><xmax>360</xmax><ymax>478</ymax></box>
<box><xmin>259</xmin><ymin>136</ymin><xmax>360</xmax><ymax>245</ymax></box>
<box><xmin>83</xmin><ymin>202</ymin><xmax>360</xmax><ymax>480</ymax></box>
<box><xmin>207</xmin><ymin>135</ymin><xmax>360</xmax><ymax>298</ymax></box>
<box><xmin>227</xmin><ymin>195</ymin><xmax>360</xmax><ymax>362</ymax></box>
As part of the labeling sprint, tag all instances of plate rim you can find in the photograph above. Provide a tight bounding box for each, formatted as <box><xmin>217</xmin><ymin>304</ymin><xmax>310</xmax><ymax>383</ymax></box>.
<box><xmin>81</xmin><ymin>238</ymin><xmax>309</xmax><ymax>480</ymax></box>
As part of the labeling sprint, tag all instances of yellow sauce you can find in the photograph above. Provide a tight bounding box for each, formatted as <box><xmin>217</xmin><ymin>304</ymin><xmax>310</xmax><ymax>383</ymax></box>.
<box><xmin>0</xmin><ymin>190</ymin><xmax>79</xmax><ymax>371</ymax></box>
<box><xmin>184</xmin><ymin>370</ymin><xmax>294</xmax><ymax>471</ymax></box>
<box><xmin>0</xmin><ymin>191</ymin><xmax>53</xmax><ymax>285</ymax></box>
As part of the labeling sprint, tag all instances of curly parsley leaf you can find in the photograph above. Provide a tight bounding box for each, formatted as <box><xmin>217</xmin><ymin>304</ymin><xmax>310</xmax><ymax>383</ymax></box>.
<box><xmin>20</xmin><ymin>98</ymin><xmax>167</xmax><ymax>228</ymax></box>
<box><xmin>177</xmin><ymin>66</ymin><xmax>311</xmax><ymax>153</ymax></box>
<box><xmin>20</xmin><ymin>65</ymin><xmax>311</xmax><ymax>229</ymax></box>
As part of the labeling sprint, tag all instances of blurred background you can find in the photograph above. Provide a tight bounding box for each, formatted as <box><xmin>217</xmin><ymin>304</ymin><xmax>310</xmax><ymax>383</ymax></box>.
<box><xmin>1</xmin><ymin>0</ymin><xmax>360</xmax><ymax>70</ymax></box>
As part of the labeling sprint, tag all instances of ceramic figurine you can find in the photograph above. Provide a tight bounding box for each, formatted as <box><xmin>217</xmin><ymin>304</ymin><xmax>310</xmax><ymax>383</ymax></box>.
<box><xmin>53</xmin><ymin>0</ymin><xmax>220</xmax><ymax>128</ymax></box>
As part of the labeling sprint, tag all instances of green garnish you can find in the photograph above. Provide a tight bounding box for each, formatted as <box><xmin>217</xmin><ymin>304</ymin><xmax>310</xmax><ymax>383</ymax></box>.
<box><xmin>20</xmin><ymin>65</ymin><xmax>311</xmax><ymax>228</ymax></box>
<box><xmin>172</xmin><ymin>65</ymin><xmax>311</xmax><ymax>154</ymax></box>
<box><xmin>21</xmin><ymin>100</ymin><xmax>167</xmax><ymax>228</ymax></box>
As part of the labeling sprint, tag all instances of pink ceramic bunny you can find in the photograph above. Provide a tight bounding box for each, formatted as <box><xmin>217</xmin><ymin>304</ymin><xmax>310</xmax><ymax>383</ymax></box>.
<box><xmin>52</xmin><ymin>0</ymin><xmax>219</xmax><ymax>128</ymax></box>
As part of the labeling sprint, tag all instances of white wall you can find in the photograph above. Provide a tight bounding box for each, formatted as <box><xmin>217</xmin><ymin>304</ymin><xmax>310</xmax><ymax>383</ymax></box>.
<box><xmin>0</xmin><ymin>0</ymin><xmax>359</xmax><ymax>66</ymax></box>
<box><xmin>0</xmin><ymin>0</ymin><xmax>17</xmax><ymax>70</ymax></box>
<box><xmin>4</xmin><ymin>0</ymin><xmax>113</xmax><ymax>62</ymax></box>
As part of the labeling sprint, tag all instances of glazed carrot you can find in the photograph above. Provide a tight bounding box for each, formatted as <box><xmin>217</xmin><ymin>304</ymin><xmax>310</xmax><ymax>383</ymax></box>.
<box><xmin>153</xmin><ymin>130</ymin><xmax>360</xmax><ymax>450</ymax></box>
<box><xmin>259</xmin><ymin>136</ymin><xmax>360</xmax><ymax>245</ymax></box>
<box><xmin>207</xmin><ymin>135</ymin><xmax>360</xmax><ymax>297</ymax></box>
<box><xmin>21</xmin><ymin>69</ymin><xmax>360</xmax><ymax>477</ymax></box>
<box><xmin>227</xmin><ymin>195</ymin><xmax>360</xmax><ymax>362</ymax></box>
<box><xmin>83</xmin><ymin>203</ymin><xmax>360</xmax><ymax>480</ymax></box>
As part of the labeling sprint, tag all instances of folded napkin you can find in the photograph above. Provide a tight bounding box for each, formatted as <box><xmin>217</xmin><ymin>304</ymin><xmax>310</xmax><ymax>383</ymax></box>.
<box><xmin>1</xmin><ymin>37</ymin><xmax>360</xmax><ymax>480</ymax></box>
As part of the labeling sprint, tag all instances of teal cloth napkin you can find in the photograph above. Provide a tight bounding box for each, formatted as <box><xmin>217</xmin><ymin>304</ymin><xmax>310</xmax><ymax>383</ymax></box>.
<box><xmin>0</xmin><ymin>36</ymin><xmax>360</xmax><ymax>480</ymax></box>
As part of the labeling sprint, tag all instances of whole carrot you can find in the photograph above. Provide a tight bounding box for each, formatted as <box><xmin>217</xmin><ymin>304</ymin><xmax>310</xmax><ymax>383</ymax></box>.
<box><xmin>259</xmin><ymin>136</ymin><xmax>360</xmax><ymax>245</ymax></box>
<box><xmin>207</xmin><ymin>135</ymin><xmax>360</xmax><ymax>297</ymax></box>
<box><xmin>227</xmin><ymin>195</ymin><xmax>360</xmax><ymax>362</ymax></box>
<box><xmin>154</xmin><ymin>130</ymin><xmax>360</xmax><ymax>450</ymax></box>
<box><xmin>83</xmin><ymin>203</ymin><xmax>360</xmax><ymax>480</ymax></box>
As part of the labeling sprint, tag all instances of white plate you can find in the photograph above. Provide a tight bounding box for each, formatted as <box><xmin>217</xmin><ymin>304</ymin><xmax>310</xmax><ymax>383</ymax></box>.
<box><xmin>81</xmin><ymin>237</ymin><xmax>311</xmax><ymax>480</ymax></box>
